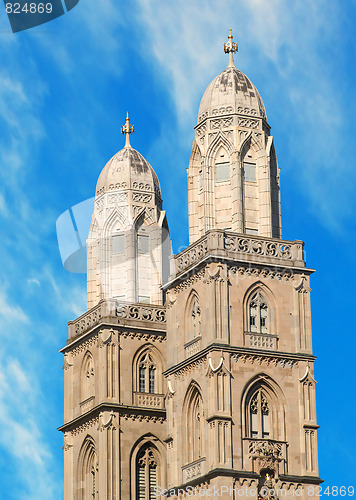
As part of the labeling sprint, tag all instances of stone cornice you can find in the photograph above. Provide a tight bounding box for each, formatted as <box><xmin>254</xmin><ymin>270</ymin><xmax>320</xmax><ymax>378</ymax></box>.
<box><xmin>60</xmin><ymin>322</ymin><xmax>166</xmax><ymax>354</ymax></box>
<box><xmin>58</xmin><ymin>402</ymin><xmax>166</xmax><ymax>433</ymax></box>
<box><xmin>167</xmin><ymin>468</ymin><xmax>322</xmax><ymax>495</ymax></box>
<box><xmin>164</xmin><ymin>344</ymin><xmax>316</xmax><ymax>378</ymax></box>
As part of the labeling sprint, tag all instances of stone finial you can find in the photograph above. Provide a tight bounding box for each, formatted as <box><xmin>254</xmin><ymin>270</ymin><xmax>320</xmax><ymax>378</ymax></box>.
<box><xmin>121</xmin><ymin>111</ymin><xmax>134</xmax><ymax>148</ymax></box>
<box><xmin>223</xmin><ymin>29</ymin><xmax>238</xmax><ymax>68</ymax></box>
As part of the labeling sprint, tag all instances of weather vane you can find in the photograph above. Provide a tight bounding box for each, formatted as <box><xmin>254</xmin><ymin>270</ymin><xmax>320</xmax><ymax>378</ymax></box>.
<box><xmin>223</xmin><ymin>29</ymin><xmax>238</xmax><ymax>67</ymax></box>
<box><xmin>121</xmin><ymin>112</ymin><xmax>134</xmax><ymax>147</ymax></box>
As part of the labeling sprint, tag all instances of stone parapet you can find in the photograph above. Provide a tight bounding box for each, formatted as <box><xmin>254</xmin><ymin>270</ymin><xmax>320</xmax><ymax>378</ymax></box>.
<box><xmin>169</xmin><ymin>230</ymin><xmax>305</xmax><ymax>280</ymax></box>
<box><xmin>68</xmin><ymin>299</ymin><xmax>166</xmax><ymax>340</ymax></box>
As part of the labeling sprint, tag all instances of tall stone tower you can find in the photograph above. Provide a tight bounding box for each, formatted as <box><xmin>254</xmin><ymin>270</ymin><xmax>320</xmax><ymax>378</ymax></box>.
<box><xmin>60</xmin><ymin>31</ymin><xmax>321</xmax><ymax>499</ymax></box>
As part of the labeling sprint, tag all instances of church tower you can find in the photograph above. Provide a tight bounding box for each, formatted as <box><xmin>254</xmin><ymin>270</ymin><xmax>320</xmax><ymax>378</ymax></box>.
<box><xmin>60</xmin><ymin>31</ymin><xmax>321</xmax><ymax>500</ymax></box>
<box><xmin>60</xmin><ymin>115</ymin><xmax>170</xmax><ymax>500</ymax></box>
<box><xmin>164</xmin><ymin>31</ymin><xmax>321</xmax><ymax>497</ymax></box>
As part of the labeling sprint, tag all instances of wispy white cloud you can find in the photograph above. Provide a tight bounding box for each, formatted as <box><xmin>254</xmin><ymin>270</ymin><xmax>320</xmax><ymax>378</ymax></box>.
<box><xmin>27</xmin><ymin>278</ymin><xmax>40</xmax><ymax>287</ymax></box>
<box><xmin>0</xmin><ymin>289</ymin><xmax>29</xmax><ymax>324</ymax></box>
<box><xmin>0</xmin><ymin>357</ymin><xmax>60</xmax><ymax>499</ymax></box>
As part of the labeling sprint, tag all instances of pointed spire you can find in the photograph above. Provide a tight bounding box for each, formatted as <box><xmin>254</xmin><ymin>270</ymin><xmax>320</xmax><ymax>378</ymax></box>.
<box><xmin>121</xmin><ymin>112</ymin><xmax>134</xmax><ymax>148</ymax></box>
<box><xmin>223</xmin><ymin>29</ymin><xmax>238</xmax><ymax>68</ymax></box>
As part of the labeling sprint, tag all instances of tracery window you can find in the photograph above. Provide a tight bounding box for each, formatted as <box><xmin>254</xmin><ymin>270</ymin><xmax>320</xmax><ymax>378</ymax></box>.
<box><xmin>138</xmin><ymin>352</ymin><xmax>156</xmax><ymax>394</ymax></box>
<box><xmin>78</xmin><ymin>438</ymin><xmax>98</xmax><ymax>500</ymax></box>
<box><xmin>187</xmin><ymin>389</ymin><xmax>204</xmax><ymax>463</ymax></box>
<box><xmin>191</xmin><ymin>297</ymin><xmax>201</xmax><ymax>339</ymax></box>
<box><xmin>81</xmin><ymin>353</ymin><xmax>95</xmax><ymax>402</ymax></box>
<box><xmin>249</xmin><ymin>389</ymin><xmax>270</xmax><ymax>439</ymax></box>
<box><xmin>136</xmin><ymin>445</ymin><xmax>158</xmax><ymax>500</ymax></box>
<box><xmin>249</xmin><ymin>292</ymin><xmax>268</xmax><ymax>334</ymax></box>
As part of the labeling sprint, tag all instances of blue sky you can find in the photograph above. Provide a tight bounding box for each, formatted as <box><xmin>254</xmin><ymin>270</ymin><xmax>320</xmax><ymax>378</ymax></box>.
<box><xmin>0</xmin><ymin>1</ymin><xmax>355</xmax><ymax>498</ymax></box>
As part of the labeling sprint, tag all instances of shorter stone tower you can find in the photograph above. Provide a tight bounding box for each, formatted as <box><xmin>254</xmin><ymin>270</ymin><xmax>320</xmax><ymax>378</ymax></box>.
<box><xmin>87</xmin><ymin>113</ymin><xmax>170</xmax><ymax>308</ymax></box>
<box><xmin>60</xmin><ymin>116</ymin><xmax>169</xmax><ymax>500</ymax></box>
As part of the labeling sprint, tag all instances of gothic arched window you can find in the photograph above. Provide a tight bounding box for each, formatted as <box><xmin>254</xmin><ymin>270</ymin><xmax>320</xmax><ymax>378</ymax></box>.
<box><xmin>249</xmin><ymin>292</ymin><xmax>268</xmax><ymax>334</ymax></box>
<box><xmin>191</xmin><ymin>297</ymin><xmax>202</xmax><ymax>339</ymax></box>
<box><xmin>136</xmin><ymin>445</ymin><xmax>158</xmax><ymax>500</ymax></box>
<box><xmin>186</xmin><ymin>388</ymin><xmax>204</xmax><ymax>464</ymax></box>
<box><xmin>78</xmin><ymin>437</ymin><xmax>98</xmax><ymax>500</ymax></box>
<box><xmin>138</xmin><ymin>352</ymin><xmax>156</xmax><ymax>394</ymax></box>
<box><xmin>81</xmin><ymin>353</ymin><xmax>95</xmax><ymax>402</ymax></box>
<box><xmin>249</xmin><ymin>389</ymin><xmax>270</xmax><ymax>439</ymax></box>
<box><xmin>215</xmin><ymin>148</ymin><xmax>230</xmax><ymax>182</ymax></box>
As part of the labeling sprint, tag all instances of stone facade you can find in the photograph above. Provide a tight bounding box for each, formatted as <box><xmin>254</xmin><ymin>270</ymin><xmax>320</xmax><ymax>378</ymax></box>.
<box><xmin>60</xmin><ymin>32</ymin><xmax>321</xmax><ymax>499</ymax></box>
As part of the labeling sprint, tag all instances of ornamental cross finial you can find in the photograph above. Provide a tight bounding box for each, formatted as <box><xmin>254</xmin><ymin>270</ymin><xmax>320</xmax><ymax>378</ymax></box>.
<box><xmin>223</xmin><ymin>29</ymin><xmax>238</xmax><ymax>68</ymax></box>
<box><xmin>121</xmin><ymin>112</ymin><xmax>134</xmax><ymax>148</ymax></box>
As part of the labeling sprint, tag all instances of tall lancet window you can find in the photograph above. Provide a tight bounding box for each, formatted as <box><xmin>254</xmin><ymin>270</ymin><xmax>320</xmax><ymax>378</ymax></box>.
<box><xmin>215</xmin><ymin>149</ymin><xmax>230</xmax><ymax>182</ymax></box>
<box><xmin>138</xmin><ymin>352</ymin><xmax>156</xmax><ymax>394</ymax></box>
<box><xmin>192</xmin><ymin>297</ymin><xmax>202</xmax><ymax>338</ymax></box>
<box><xmin>78</xmin><ymin>438</ymin><xmax>98</xmax><ymax>500</ymax></box>
<box><xmin>249</xmin><ymin>292</ymin><xmax>268</xmax><ymax>334</ymax></box>
<box><xmin>81</xmin><ymin>353</ymin><xmax>95</xmax><ymax>402</ymax></box>
<box><xmin>187</xmin><ymin>389</ymin><xmax>204</xmax><ymax>463</ymax></box>
<box><xmin>243</xmin><ymin>161</ymin><xmax>256</xmax><ymax>182</ymax></box>
<box><xmin>249</xmin><ymin>389</ymin><xmax>270</xmax><ymax>439</ymax></box>
<box><xmin>136</xmin><ymin>445</ymin><xmax>158</xmax><ymax>500</ymax></box>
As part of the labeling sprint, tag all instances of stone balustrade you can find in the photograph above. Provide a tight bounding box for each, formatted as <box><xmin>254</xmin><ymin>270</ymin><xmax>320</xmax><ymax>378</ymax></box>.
<box><xmin>184</xmin><ymin>337</ymin><xmax>202</xmax><ymax>358</ymax></box>
<box><xmin>182</xmin><ymin>457</ymin><xmax>206</xmax><ymax>482</ymax></box>
<box><xmin>68</xmin><ymin>299</ymin><xmax>166</xmax><ymax>339</ymax></box>
<box><xmin>133</xmin><ymin>392</ymin><xmax>165</xmax><ymax>409</ymax></box>
<box><xmin>80</xmin><ymin>396</ymin><xmax>95</xmax><ymax>414</ymax></box>
<box><xmin>170</xmin><ymin>230</ymin><xmax>305</xmax><ymax>278</ymax></box>
<box><xmin>244</xmin><ymin>332</ymin><xmax>278</xmax><ymax>350</ymax></box>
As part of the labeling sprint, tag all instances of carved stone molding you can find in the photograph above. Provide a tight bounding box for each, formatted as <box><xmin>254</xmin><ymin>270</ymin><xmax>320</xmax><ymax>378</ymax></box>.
<box><xmin>71</xmin><ymin>334</ymin><xmax>99</xmax><ymax>357</ymax></box>
<box><xmin>229</xmin><ymin>265</ymin><xmax>294</xmax><ymax>281</ymax></box>
<box><xmin>204</xmin><ymin>262</ymin><xmax>227</xmax><ymax>284</ymax></box>
<box><xmin>132</xmin><ymin>192</ymin><xmax>152</xmax><ymax>203</ymax></box>
<box><xmin>248</xmin><ymin>439</ymin><xmax>284</xmax><ymax>473</ymax></box>
<box><xmin>98</xmin><ymin>411</ymin><xmax>117</xmax><ymax>432</ymax></box>
<box><xmin>211</xmin><ymin>106</ymin><xmax>233</xmax><ymax>116</ymax></box>
<box><xmin>62</xmin><ymin>432</ymin><xmax>73</xmax><ymax>452</ymax></box>
<box><xmin>120</xmin><ymin>331</ymin><xmax>165</xmax><ymax>343</ymax></box>
<box><xmin>165</xmin><ymin>380</ymin><xmax>175</xmax><ymax>400</ymax></box>
<box><xmin>62</xmin><ymin>353</ymin><xmax>73</xmax><ymax>370</ymax></box>
<box><xmin>195</xmin><ymin>123</ymin><xmax>207</xmax><ymax>137</ymax></box>
<box><xmin>132</xmin><ymin>181</ymin><xmax>152</xmax><ymax>191</ymax></box>
<box><xmin>173</xmin><ymin>356</ymin><xmax>207</xmax><ymax>380</ymax></box>
<box><xmin>116</xmin><ymin>303</ymin><xmax>166</xmax><ymax>323</ymax></box>
<box><xmin>299</xmin><ymin>365</ymin><xmax>316</xmax><ymax>386</ymax></box>
<box><xmin>172</xmin><ymin>268</ymin><xmax>206</xmax><ymax>294</ymax></box>
<box><xmin>97</xmin><ymin>329</ymin><xmax>118</xmax><ymax>348</ymax></box>
<box><xmin>294</xmin><ymin>274</ymin><xmax>311</xmax><ymax>294</ymax></box>
<box><xmin>71</xmin><ymin>416</ymin><xmax>100</xmax><ymax>436</ymax></box>
<box><xmin>238</xmin><ymin>117</ymin><xmax>259</xmax><ymax>129</ymax></box>
<box><xmin>232</xmin><ymin>353</ymin><xmax>298</xmax><ymax>369</ymax></box>
<box><xmin>210</xmin><ymin>117</ymin><xmax>233</xmax><ymax>129</ymax></box>
<box><xmin>107</xmin><ymin>192</ymin><xmax>127</xmax><ymax>204</ymax></box>
<box><xmin>121</xmin><ymin>413</ymin><xmax>165</xmax><ymax>424</ymax></box>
